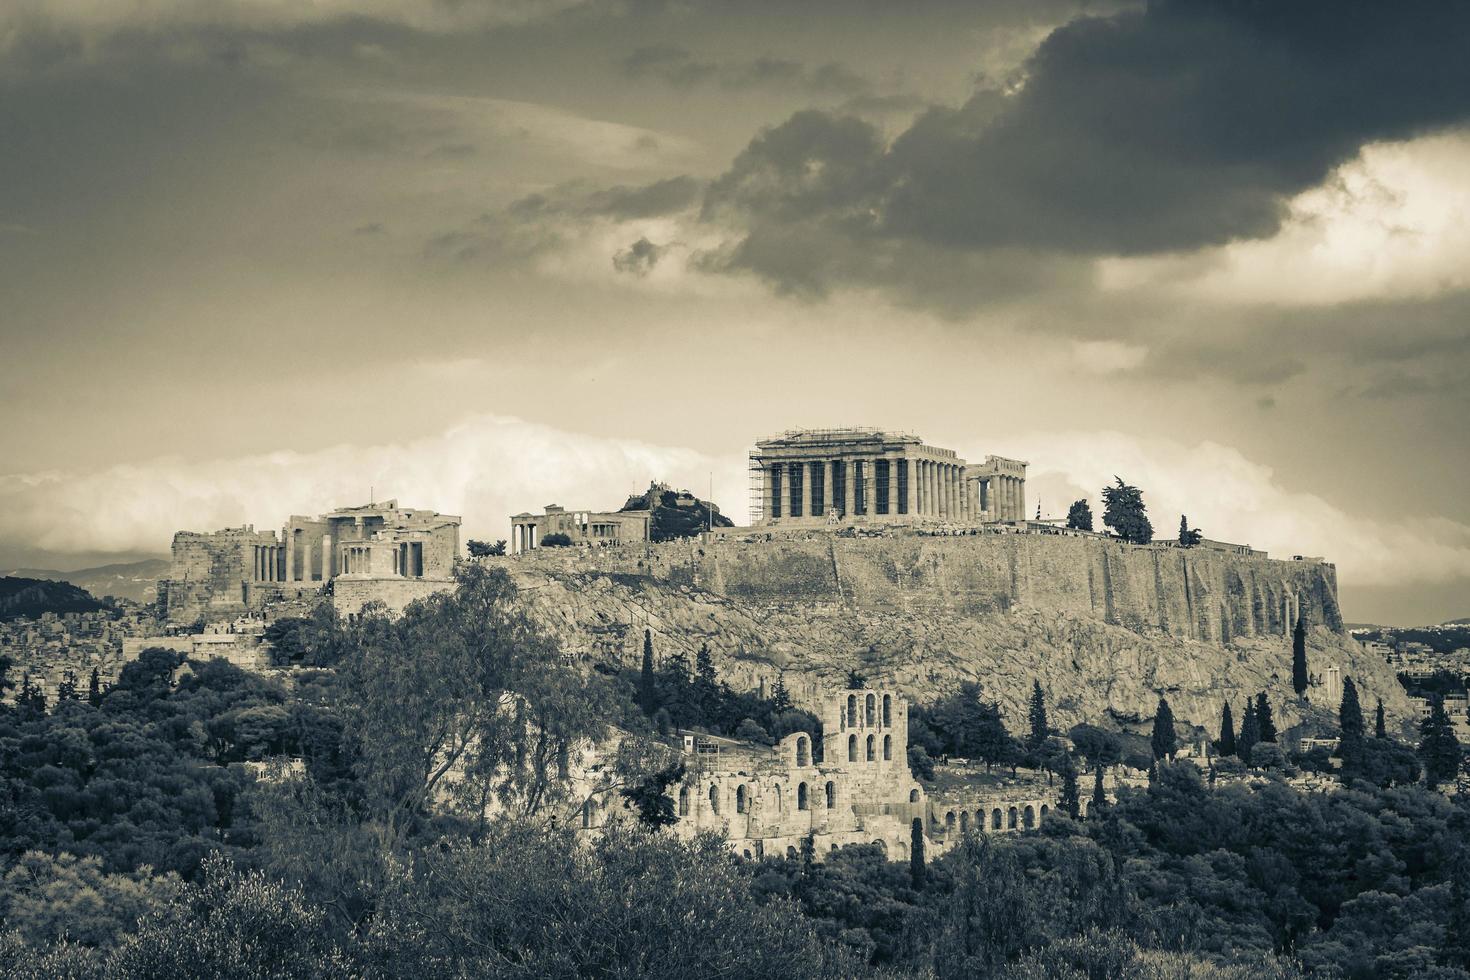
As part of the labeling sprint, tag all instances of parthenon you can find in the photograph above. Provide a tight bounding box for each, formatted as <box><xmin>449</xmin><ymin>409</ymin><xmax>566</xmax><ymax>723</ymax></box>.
<box><xmin>749</xmin><ymin>428</ymin><xmax>1027</xmax><ymax>526</ymax></box>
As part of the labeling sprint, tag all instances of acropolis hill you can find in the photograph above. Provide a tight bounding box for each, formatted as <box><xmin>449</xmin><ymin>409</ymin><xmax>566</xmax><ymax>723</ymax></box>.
<box><xmin>489</xmin><ymin>529</ymin><xmax>1411</xmax><ymax>740</ymax></box>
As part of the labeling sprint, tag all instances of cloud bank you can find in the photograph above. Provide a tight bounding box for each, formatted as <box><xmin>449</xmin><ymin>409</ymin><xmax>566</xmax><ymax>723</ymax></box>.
<box><xmin>0</xmin><ymin>415</ymin><xmax>741</xmax><ymax>556</ymax></box>
<box><xmin>1009</xmin><ymin>431</ymin><xmax>1470</xmax><ymax>589</ymax></box>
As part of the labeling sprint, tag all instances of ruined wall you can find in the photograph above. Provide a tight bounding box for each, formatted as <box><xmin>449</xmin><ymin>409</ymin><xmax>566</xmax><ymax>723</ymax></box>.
<box><xmin>332</xmin><ymin>576</ymin><xmax>455</xmax><ymax>618</ymax></box>
<box><xmin>160</xmin><ymin>529</ymin><xmax>278</xmax><ymax>623</ymax></box>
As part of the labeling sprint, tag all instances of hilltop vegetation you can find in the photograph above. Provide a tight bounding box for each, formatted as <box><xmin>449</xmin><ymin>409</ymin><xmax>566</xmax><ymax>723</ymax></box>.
<box><xmin>619</xmin><ymin>482</ymin><xmax>734</xmax><ymax>541</ymax></box>
<box><xmin>0</xmin><ymin>576</ymin><xmax>108</xmax><ymax>622</ymax></box>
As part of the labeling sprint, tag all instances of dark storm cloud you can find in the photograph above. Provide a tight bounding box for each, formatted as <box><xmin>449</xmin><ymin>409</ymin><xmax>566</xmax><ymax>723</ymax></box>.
<box><xmin>621</xmin><ymin>45</ymin><xmax>872</xmax><ymax>96</ymax></box>
<box><xmin>612</xmin><ymin>236</ymin><xmax>667</xmax><ymax>275</ymax></box>
<box><xmin>700</xmin><ymin>0</ymin><xmax>1470</xmax><ymax>299</ymax></box>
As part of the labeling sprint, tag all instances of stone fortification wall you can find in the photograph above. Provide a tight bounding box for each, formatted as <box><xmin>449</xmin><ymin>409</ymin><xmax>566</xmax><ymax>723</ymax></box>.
<box><xmin>332</xmin><ymin>576</ymin><xmax>456</xmax><ymax>618</ymax></box>
<box><xmin>499</xmin><ymin>531</ymin><xmax>1341</xmax><ymax>643</ymax></box>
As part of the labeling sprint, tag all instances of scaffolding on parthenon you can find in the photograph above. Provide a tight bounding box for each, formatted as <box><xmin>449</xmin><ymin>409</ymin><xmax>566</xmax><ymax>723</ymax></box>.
<box><xmin>747</xmin><ymin>450</ymin><xmax>765</xmax><ymax>525</ymax></box>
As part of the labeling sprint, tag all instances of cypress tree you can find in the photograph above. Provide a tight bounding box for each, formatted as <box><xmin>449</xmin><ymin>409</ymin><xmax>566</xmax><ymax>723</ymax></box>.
<box><xmin>1238</xmin><ymin>699</ymin><xmax>1260</xmax><ymax>762</ymax></box>
<box><xmin>638</xmin><ymin>629</ymin><xmax>658</xmax><ymax>717</ymax></box>
<box><xmin>1340</xmin><ymin>676</ymin><xmax>1365</xmax><ymax>740</ymax></box>
<box><xmin>1091</xmin><ymin>764</ymin><xmax>1106</xmax><ymax>816</ymax></box>
<box><xmin>1419</xmin><ymin>695</ymin><xmax>1462</xmax><ymax>790</ymax></box>
<box><xmin>1217</xmin><ymin>702</ymin><xmax>1237</xmax><ymax>757</ymax></box>
<box><xmin>771</xmin><ymin>673</ymin><xmax>793</xmax><ymax>712</ymax></box>
<box><xmin>1375</xmin><ymin>699</ymin><xmax>1387</xmax><ymax>739</ymax></box>
<box><xmin>1292</xmin><ymin>617</ymin><xmax>1309</xmax><ymax>698</ymax></box>
<box><xmin>1150</xmin><ymin>695</ymin><xmax>1177</xmax><ymax>761</ymax></box>
<box><xmin>1256</xmin><ymin>692</ymin><xmax>1277</xmax><ymax>743</ymax></box>
<box><xmin>1027</xmin><ymin>680</ymin><xmax>1049</xmax><ymax>750</ymax></box>
<box><xmin>1059</xmin><ymin>761</ymin><xmax>1080</xmax><ymax>819</ymax></box>
<box><xmin>87</xmin><ymin>667</ymin><xmax>102</xmax><ymax>707</ymax></box>
<box><xmin>910</xmin><ymin>818</ymin><xmax>926</xmax><ymax>890</ymax></box>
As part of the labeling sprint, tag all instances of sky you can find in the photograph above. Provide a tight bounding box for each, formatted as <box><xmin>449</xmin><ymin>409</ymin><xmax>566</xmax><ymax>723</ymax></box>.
<box><xmin>1</xmin><ymin>0</ymin><xmax>1468</xmax><ymax>625</ymax></box>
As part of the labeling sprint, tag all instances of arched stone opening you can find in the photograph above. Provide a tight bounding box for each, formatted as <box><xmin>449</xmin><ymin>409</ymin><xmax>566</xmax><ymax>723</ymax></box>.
<box><xmin>866</xmin><ymin>734</ymin><xmax>875</xmax><ymax>762</ymax></box>
<box><xmin>991</xmin><ymin>808</ymin><xmax>1002</xmax><ymax>830</ymax></box>
<box><xmin>736</xmin><ymin>785</ymin><xmax>748</xmax><ymax>813</ymax></box>
<box><xmin>786</xmin><ymin>846</ymin><xmax>798</xmax><ymax>859</ymax></box>
<box><xmin>847</xmin><ymin>695</ymin><xmax>857</xmax><ymax>728</ymax></box>
<box><xmin>1023</xmin><ymin>805</ymin><xmax>1035</xmax><ymax>829</ymax></box>
<box><xmin>865</xmin><ymin>693</ymin><xmax>876</xmax><ymax>727</ymax></box>
<box><xmin>825</xmin><ymin>781</ymin><xmax>836</xmax><ymax>808</ymax></box>
<box><xmin>798</xmin><ymin>782</ymin><xmax>809</xmax><ymax>810</ymax></box>
<box><xmin>883</xmin><ymin>694</ymin><xmax>892</xmax><ymax>727</ymax></box>
<box><xmin>678</xmin><ymin>785</ymin><xmax>689</xmax><ymax>816</ymax></box>
<box><xmin>1008</xmin><ymin>806</ymin><xmax>1018</xmax><ymax>829</ymax></box>
<box><xmin>773</xmin><ymin>784</ymin><xmax>783</xmax><ymax>813</ymax></box>
<box><xmin>945</xmin><ymin>811</ymin><xmax>956</xmax><ymax>833</ymax></box>
<box><xmin>848</xmin><ymin>734</ymin><xmax>857</xmax><ymax>762</ymax></box>
<box><xmin>796</xmin><ymin>736</ymin><xmax>810</xmax><ymax>767</ymax></box>
<box><xmin>959</xmin><ymin>811</ymin><xmax>969</xmax><ymax>834</ymax></box>
<box><xmin>883</xmin><ymin>734</ymin><xmax>892</xmax><ymax>761</ymax></box>
<box><xmin>909</xmin><ymin>788</ymin><xmax>920</xmax><ymax>802</ymax></box>
<box><xmin>709</xmin><ymin>785</ymin><xmax>720</xmax><ymax>814</ymax></box>
<box><xmin>1040</xmin><ymin>804</ymin><xmax>1049</xmax><ymax>820</ymax></box>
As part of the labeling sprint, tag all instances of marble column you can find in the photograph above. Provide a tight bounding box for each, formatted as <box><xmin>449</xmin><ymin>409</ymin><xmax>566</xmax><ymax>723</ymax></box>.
<box><xmin>761</xmin><ymin>465</ymin><xmax>774</xmax><ymax>523</ymax></box>
<box><xmin>822</xmin><ymin>460</ymin><xmax>834</xmax><ymax>516</ymax></box>
<box><xmin>905</xmin><ymin>457</ymin><xmax>918</xmax><ymax>516</ymax></box>
<box><xmin>885</xmin><ymin>456</ymin><xmax>898</xmax><ymax>516</ymax></box>
<box><xmin>322</xmin><ymin>538</ymin><xmax>332</xmax><ymax>580</ymax></box>
<box><xmin>802</xmin><ymin>460</ymin><xmax>815</xmax><ymax>519</ymax></box>
<box><xmin>863</xmin><ymin>459</ymin><xmax>877</xmax><ymax>516</ymax></box>
<box><xmin>841</xmin><ymin>459</ymin><xmax>854</xmax><ymax>516</ymax></box>
<box><xmin>1017</xmin><ymin>478</ymin><xmax>1026</xmax><ymax>522</ymax></box>
<box><xmin>929</xmin><ymin>461</ymin><xmax>938</xmax><ymax>517</ymax></box>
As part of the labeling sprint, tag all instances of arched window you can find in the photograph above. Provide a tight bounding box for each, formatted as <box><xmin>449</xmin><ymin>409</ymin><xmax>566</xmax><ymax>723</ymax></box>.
<box><xmin>773</xmin><ymin>784</ymin><xmax>783</xmax><ymax>813</ymax></box>
<box><xmin>872</xmin><ymin>839</ymin><xmax>887</xmax><ymax>856</ymax></box>
<box><xmin>866</xmin><ymin>734</ymin><xmax>875</xmax><ymax>761</ymax></box>
<box><xmin>825</xmin><ymin>781</ymin><xmax>836</xmax><ymax>808</ymax></box>
<box><xmin>1008</xmin><ymin>806</ymin><xmax>1018</xmax><ymax>829</ymax></box>
<box><xmin>786</xmin><ymin>846</ymin><xmax>798</xmax><ymax>859</ymax></box>
<box><xmin>865</xmin><ymin>693</ymin><xmax>876</xmax><ymax>727</ymax></box>
<box><xmin>709</xmin><ymin>785</ymin><xmax>720</xmax><ymax>814</ymax></box>
<box><xmin>1040</xmin><ymin>804</ymin><xmax>1049</xmax><ymax>820</ymax></box>
<box><xmin>883</xmin><ymin>734</ymin><xmax>892</xmax><ymax>761</ymax></box>
<box><xmin>909</xmin><ymin>788</ymin><xmax>920</xmax><ymax>802</ymax></box>
<box><xmin>798</xmin><ymin>782</ymin><xmax>809</xmax><ymax>810</ymax></box>
<box><xmin>975</xmin><ymin>811</ymin><xmax>984</xmax><ymax>830</ymax></box>
<box><xmin>883</xmin><ymin>694</ymin><xmax>892</xmax><ymax>727</ymax></box>
<box><xmin>991</xmin><ymin>808</ymin><xmax>1002</xmax><ymax>830</ymax></box>
<box><xmin>945</xmin><ymin>811</ymin><xmax>955</xmax><ymax>833</ymax></box>
<box><xmin>847</xmin><ymin>694</ymin><xmax>857</xmax><ymax>727</ymax></box>
<box><xmin>678</xmin><ymin>785</ymin><xmax>689</xmax><ymax>816</ymax></box>
<box><xmin>1023</xmin><ymin>805</ymin><xmax>1035</xmax><ymax>829</ymax></box>
<box><xmin>796</xmin><ymin>736</ymin><xmax>809</xmax><ymax>767</ymax></box>
<box><xmin>736</xmin><ymin>785</ymin><xmax>747</xmax><ymax>813</ymax></box>
<box><xmin>847</xmin><ymin>734</ymin><xmax>857</xmax><ymax>762</ymax></box>
<box><xmin>959</xmin><ymin>811</ymin><xmax>969</xmax><ymax>834</ymax></box>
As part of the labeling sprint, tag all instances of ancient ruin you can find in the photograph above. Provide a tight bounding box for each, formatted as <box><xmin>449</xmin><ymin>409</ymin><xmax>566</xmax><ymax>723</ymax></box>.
<box><xmin>748</xmin><ymin>427</ymin><xmax>1028</xmax><ymax>525</ymax></box>
<box><xmin>159</xmin><ymin>499</ymin><xmax>461</xmax><ymax>622</ymax></box>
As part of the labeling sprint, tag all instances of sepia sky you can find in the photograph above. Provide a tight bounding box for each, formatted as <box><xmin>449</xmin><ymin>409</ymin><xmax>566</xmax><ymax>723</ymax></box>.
<box><xmin>2</xmin><ymin>0</ymin><xmax>1469</xmax><ymax>624</ymax></box>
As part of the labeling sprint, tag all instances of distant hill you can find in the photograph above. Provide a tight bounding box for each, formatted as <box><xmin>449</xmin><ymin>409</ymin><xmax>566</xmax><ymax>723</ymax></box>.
<box><xmin>0</xmin><ymin>576</ymin><xmax>109</xmax><ymax>622</ymax></box>
<box><xmin>1444</xmin><ymin>617</ymin><xmax>1470</xmax><ymax>626</ymax></box>
<box><xmin>5</xmin><ymin>558</ymin><xmax>168</xmax><ymax>603</ymax></box>
<box><xmin>620</xmin><ymin>482</ymin><xmax>734</xmax><ymax>542</ymax></box>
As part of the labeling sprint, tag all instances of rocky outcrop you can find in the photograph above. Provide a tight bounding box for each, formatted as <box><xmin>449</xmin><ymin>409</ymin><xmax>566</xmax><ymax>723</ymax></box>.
<box><xmin>493</xmin><ymin>532</ymin><xmax>1409</xmax><ymax>738</ymax></box>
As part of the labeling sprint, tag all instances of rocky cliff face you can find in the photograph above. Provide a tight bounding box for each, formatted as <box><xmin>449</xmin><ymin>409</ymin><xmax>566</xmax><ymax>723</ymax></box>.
<box><xmin>493</xmin><ymin>533</ymin><xmax>1409</xmax><ymax>737</ymax></box>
